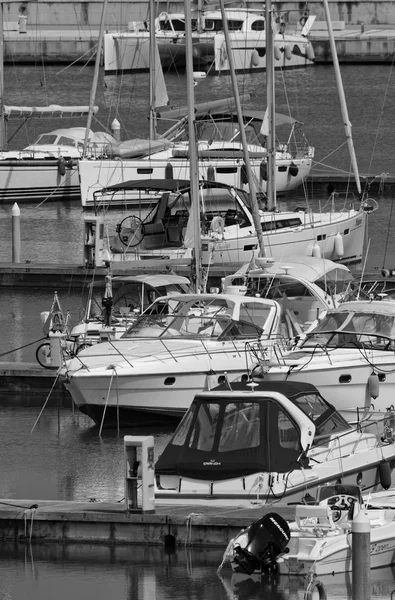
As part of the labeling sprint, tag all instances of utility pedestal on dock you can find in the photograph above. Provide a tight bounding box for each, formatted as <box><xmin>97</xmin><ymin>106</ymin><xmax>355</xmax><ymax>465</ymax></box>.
<box><xmin>124</xmin><ymin>436</ymin><xmax>155</xmax><ymax>514</ymax></box>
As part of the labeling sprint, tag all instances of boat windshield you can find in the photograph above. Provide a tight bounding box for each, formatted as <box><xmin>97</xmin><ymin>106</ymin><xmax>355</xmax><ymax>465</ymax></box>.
<box><xmin>35</xmin><ymin>134</ymin><xmax>78</xmax><ymax>147</ymax></box>
<box><xmin>291</xmin><ymin>392</ymin><xmax>350</xmax><ymax>444</ymax></box>
<box><xmin>122</xmin><ymin>297</ymin><xmax>270</xmax><ymax>340</ymax></box>
<box><xmin>302</xmin><ymin>310</ymin><xmax>395</xmax><ymax>350</ymax></box>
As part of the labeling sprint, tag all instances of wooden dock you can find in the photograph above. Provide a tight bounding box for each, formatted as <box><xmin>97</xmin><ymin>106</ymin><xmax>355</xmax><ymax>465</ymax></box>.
<box><xmin>0</xmin><ymin>497</ymin><xmax>297</xmax><ymax>547</ymax></box>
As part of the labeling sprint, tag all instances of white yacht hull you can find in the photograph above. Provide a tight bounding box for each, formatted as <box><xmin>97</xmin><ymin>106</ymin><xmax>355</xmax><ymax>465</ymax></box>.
<box><xmin>280</xmin><ymin>512</ymin><xmax>395</xmax><ymax>576</ymax></box>
<box><xmin>0</xmin><ymin>158</ymin><xmax>80</xmax><ymax>203</ymax></box>
<box><xmin>79</xmin><ymin>155</ymin><xmax>312</xmax><ymax>208</ymax></box>
<box><xmin>109</xmin><ymin>209</ymin><xmax>366</xmax><ymax>268</ymax></box>
<box><xmin>264</xmin><ymin>350</ymin><xmax>395</xmax><ymax>422</ymax></box>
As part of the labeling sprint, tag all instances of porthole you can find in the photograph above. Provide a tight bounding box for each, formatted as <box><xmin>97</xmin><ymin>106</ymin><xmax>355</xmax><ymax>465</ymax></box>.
<box><xmin>339</xmin><ymin>374</ymin><xmax>351</xmax><ymax>383</ymax></box>
<box><xmin>378</xmin><ymin>373</ymin><xmax>386</xmax><ymax>382</ymax></box>
<box><xmin>356</xmin><ymin>472</ymin><xmax>363</xmax><ymax>485</ymax></box>
<box><xmin>164</xmin><ymin>377</ymin><xmax>176</xmax><ymax>386</ymax></box>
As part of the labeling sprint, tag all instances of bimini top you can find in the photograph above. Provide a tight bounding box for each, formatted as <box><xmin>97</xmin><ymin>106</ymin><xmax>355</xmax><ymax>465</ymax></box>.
<box><xmin>155</xmin><ymin>380</ymin><xmax>350</xmax><ymax>481</ymax></box>
<box><xmin>97</xmin><ymin>178</ymin><xmax>234</xmax><ymax>195</ymax></box>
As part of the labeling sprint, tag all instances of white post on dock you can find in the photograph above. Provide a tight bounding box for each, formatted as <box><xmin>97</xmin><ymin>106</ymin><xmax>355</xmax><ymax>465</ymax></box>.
<box><xmin>12</xmin><ymin>202</ymin><xmax>21</xmax><ymax>263</ymax></box>
<box><xmin>352</xmin><ymin>509</ymin><xmax>371</xmax><ymax>600</ymax></box>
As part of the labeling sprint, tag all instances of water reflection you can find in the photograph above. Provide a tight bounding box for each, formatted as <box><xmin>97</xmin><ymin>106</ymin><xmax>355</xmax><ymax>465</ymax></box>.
<box><xmin>0</xmin><ymin>542</ymin><xmax>393</xmax><ymax>600</ymax></box>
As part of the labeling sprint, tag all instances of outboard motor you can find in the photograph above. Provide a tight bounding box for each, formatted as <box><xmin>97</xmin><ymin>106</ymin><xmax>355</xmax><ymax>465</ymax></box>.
<box><xmin>232</xmin><ymin>513</ymin><xmax>290</xmax><ymax>575</ymax></box>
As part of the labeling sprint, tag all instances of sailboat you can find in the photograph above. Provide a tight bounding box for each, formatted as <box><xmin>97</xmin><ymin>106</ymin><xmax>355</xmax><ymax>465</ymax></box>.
<box><xmin>0</xmin><ymin>0</ymin><xmax>117</xmax><ymax>204</ymax></box>
<box><xmin>84</xmin><ymin>0</ymin><xmax>372</xmax><ymax>273</ymax></box>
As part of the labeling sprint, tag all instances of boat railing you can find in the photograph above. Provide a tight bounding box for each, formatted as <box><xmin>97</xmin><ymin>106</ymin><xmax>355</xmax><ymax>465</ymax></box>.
<box><xmin>315</xmin><ymin>414</ymin><xmax>390</xmax><ymax>462</ymax></box>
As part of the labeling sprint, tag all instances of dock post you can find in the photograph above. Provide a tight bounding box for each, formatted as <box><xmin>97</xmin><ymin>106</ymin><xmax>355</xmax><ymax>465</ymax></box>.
<box><xmin>12</xmin><ymin>203</ymin><xmax>21</xmax><ymax>263</ymax></box>
<box><xmin>352</xmin><ymin>509</ymin><xmax>370</xmax><ymax>600</ymax></box>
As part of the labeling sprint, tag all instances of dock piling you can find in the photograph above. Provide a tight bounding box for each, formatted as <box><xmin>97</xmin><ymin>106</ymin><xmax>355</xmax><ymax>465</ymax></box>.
<box><xmin>12</xmin><ymin>202</ymin><xmax>21</xmax><ymax>263</ymax></box>
<box><xmin>352</xmin><ymin>508</ymin><xmax>371</xmax><ymax>600</ymax></box>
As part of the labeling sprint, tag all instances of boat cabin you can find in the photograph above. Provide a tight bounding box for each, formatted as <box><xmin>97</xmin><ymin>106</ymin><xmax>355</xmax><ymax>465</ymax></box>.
<box><xmin>155</xmin><ymin>380</ymin><xmax>350</xmax><ymax>486</ymax></box>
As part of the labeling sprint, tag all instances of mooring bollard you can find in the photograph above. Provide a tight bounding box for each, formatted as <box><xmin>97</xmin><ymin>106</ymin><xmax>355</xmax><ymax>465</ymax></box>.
<box><xmin>352</xmin><ymin>509</ymin><xmax>371</xmax><ymax>600</ymax></box>
<box><xmin>12</xmin><ymin>202</ymin><xmax>21</xmax><ymax>263</ymax></box>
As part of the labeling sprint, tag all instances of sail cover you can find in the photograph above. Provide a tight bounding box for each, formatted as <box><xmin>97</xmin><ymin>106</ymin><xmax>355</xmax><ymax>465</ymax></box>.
<box><xmin>155</xmin><ymin>381</ymin><xmax>314</xmax><ymax>480</ymax></box>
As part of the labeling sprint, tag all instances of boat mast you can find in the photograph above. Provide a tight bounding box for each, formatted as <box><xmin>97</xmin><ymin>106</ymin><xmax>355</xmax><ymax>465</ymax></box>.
<box><xmin>265</xmin><ymin>0</ymin><xmax>277</xmax><ymax>211</ymax></box>
<box><xmin>322</xmin><ymin>0</ymin><xmax>361</xmax><ymax>196</ymax></box>
<box><xmin>0</xmin><ymin>1</ymin><xmax>4</xmax><ymax>150</ymax></box>
<box><xmin>83</xmin><ymin>0</ymin><xmax>109</xmax><ymax>156</ymax></box>
<box><xmin>184</xmin><ymin>0</ymin><xmax>202</xmax><ymax>292</ymax></box>
<box><xmin>218</xmin><ymin>0</ymin><xmax>266</xmax><ymax>257</ymax></box>
<box><xmin>149</xmin><ymin>0</ymin><xmax>156</xmax><ymax>140</ymax></box>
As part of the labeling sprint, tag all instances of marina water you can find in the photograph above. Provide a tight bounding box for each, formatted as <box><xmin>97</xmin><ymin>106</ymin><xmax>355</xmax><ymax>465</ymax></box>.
<box><xmin>1</xmin><ymin>62</ymin><xmax>395</xmax><ymax>598</ymax></box>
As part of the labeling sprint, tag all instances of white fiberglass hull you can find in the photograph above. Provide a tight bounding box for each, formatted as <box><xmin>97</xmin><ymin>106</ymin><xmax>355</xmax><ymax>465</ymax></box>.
<box><xmin>0</xmin><ymin>158</ymin><xmax>80</xmax><ymax>202</ymax></box>
<box><xmin>264</xmin><ymin>348</ymin><xmax>395</xmax><ymax>422</ymax></box>
<box><xmin>62</xmin><ymin>340</ymin><xmax>255</xmax><ymax>425</ymax></box>
<box><xmin>109</xmin><ymin>209</ymin><xmax>366</xmax><ymax>268</ymax></box>
<box><xmin>280</xmin><ymin>513</ymin><xmax>395</xmax><ymax>576</ymax></box>
<box><xmin>79</xmin><ymin>155</ymin><xmax>312</xmax><ymax>208</ymax></box>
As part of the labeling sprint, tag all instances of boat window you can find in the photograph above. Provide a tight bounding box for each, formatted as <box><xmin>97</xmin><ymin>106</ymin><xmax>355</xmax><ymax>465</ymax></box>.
<box><xmin>313</xmin><ymin>411</ymin><xmax>350</xmax><ymax>443</ymax></box>
<box><xmin>239</xmin><ymin>302</ymin><xmax>272</xmax><ymax>328</ymax></box>
<box><xmin>291</xmin><ymin>392</ymin><xmax>328</xmax><ymax>422</ymax></box>
<box><xmin>219</xmin><ymin>402</ymin><xmax>260</xmax><ymax>451</ymax></box>
<box><xmin>302</xmin><ymin>310</ymin><xmax>395</xmax><ymax>349</ymax></box>
<box><xmin>201</xmin><ymin>189</ymin><xmax>250</xmax><ymax>229</ymax></box>
<box><xmin>278</xmin><ymin>409</ymin><xmax>300</xmax><ymax>450</ymax></box>
<box><xmin>34</xmin><ymin>134</ymin><xmax>59</xmax><ymax>145</ymax></box>
<box><xmin>251</xmin><ymin>20</ymin><xmax>265</xmax><ymax>31</ymax></box>
<box><xmin>171</xmin><ymin>407</ymin><xmax>196</xmax><ymax>446</ymax></box>
<box><xmin>188</xmin><ymin>403</ymin><xmax>221</xmax><ymax>451</ymax></box>
<box><xmin>261</xmin><ymin>217</ymin><xmax>302</xmax><ymax>231</ymax></box>
<box><xmin>58</xmin><ymin>136</ymin><xmax>78</xmax><ymax>147</ymax></box>
<box><xmin>249</xmin><ymin>278</ymin><xmax>313</xmax><ymax>299</ymax></box>
<box><xmin>193</xmin><ymin>120</ymin><xmax>260</xmax><ymax>145</ymax></box>
<box><xmin>159</xmin><ymin>18</ymin><xmax>185</xmax><ymax>31</ymax></box>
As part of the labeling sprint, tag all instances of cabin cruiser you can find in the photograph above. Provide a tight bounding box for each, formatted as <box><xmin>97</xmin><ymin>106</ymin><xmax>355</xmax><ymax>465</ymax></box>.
<box><xmin>260</xmin><ymin>299</ymin><xmax>395</xmax><ymax>422</ymax></box>
<box><xmin>106</xmin><ymin>8</ymin><xmax>315</xmax><ymax>73</ymax></box>
<box><xmin>80</xmin><ymin>108</ymin><xmax>314</xmax><ymax>208</ymax></box>
<box><xmin>85</xmin><ymin>180</ymin><xmax>367</xmax><ymax>270</ymax></box>
<box><xmin>60</xmin><ymin>293</ymin><xmax>282</xmax><ymax>427</ymax></box>
<box><xmin>154</xmin><ymin>380</ymin><xmax>395</xmax><ymax>505</ymax></box>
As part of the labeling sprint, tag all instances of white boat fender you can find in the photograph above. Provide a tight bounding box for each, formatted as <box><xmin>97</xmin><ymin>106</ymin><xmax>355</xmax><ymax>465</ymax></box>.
<box><xmin>284</xmin><ymin>44</ymin><xmax>292</xmax><ymax>60</ymax></box>
<box><xmin>250</xmin><ymin>49</ymin><xmax>260</xmax><ymax>67</ymax></box>
<box><xmin>368</xmin><ymin>371</ymin><xmax>379</xmax><ymax>399</ymax></box>
<box><xmin>378</xmin><ymin>459</ymin><xmax>392</xmax><ymax>490</ymax></box>
<box><xmin>210</xmin><ymin>216</ymin><xmax>225</xmax><ymax>236</ymax></box>
<box><xmin>306</xmin><ymin>44</ymin><xmax>315</xmax><ymax>61</ymax></box>
<box><xmin>381</xmin><ymin>269</ymin><xmax>391</xmax><ymax>278</ymax></box>
<box><xmin>274</xmin><ymin>45</ymin><xmax>282</xmax><ymax>61</ymax></box>
<box><xmin>334</xmin><ymin>232</ymin><xmax>344</xmax><ymax>257</ymax></box>
<box><xmin>58</xmin><ymin>157</ymin><xmax>66</xmax><ymax>176</ymax></box>
<box><xmin>304</xmin><ymin>578</ymin><xmax>327</xmax><ymax>600</ymax></box>
<box><xmin>312</xmin><ymin>243</ymin><xmax>321</xmax><ymax>258</ymax></box>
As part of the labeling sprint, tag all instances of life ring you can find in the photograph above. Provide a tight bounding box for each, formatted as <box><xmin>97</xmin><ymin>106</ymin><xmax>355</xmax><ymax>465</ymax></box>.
<box><xmin>304</xmin><ymin>579</ymin><xmax>327</xmax><ymax>600</ymax></box>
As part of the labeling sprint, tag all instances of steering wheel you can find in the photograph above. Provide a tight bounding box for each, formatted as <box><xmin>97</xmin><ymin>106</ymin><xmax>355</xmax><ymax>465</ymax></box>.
<box><xmin>116</xmin><ymin>215</ymin><xmax>145</xmax><ymax>247</ymax></box>
<box><xmin>325</xmin><ymin>495</ymin><xmax>357</xmax><ymax>521</ymax></box>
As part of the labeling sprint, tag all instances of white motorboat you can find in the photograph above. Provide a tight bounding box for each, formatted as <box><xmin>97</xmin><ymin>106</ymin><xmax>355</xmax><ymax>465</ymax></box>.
<box><xmin>69</xmin><ymin>273</ymin><xmax>191</xmax><ymax>345</ymax></box>
<box><xmin>79</xmin><ymin>106</ymin><xmax>314</xmax><ymax>208</ymax></box>
<box><xmin>278</xmin><ymin>484</ymin><xmax>395</xmax><ymax>576</ymax></box>
<box><xmin>60</xmin><ymin>292</ymin><xmax>282</xmax><ymax>427</ymax></box>
<box><xmin>85</xmin><ymin>179</ymin><xmax>368</xmax><ymax>271</ymax></box>
<box><xmin>105</xmin><ymin>8</ymin><xmax>315</xmax><ymax>73</ymax></box>
<box><xmin>154</xmin><ymin>380</ymin><xmax>395</xmax><ymax>505</ymax></box>
<box><xmin>260</xmin><ymin>299</ymin><xmax>395</xmax><ymax>423</ymax></box>
<box><xmin>218</xmin><ymin>484</ymin><xmax>395</xmax><ymax>577</ymax></box>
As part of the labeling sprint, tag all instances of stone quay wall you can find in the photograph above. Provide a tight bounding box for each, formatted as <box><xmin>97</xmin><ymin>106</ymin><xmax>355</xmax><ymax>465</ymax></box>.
<box><xmin>10</xmin><ymin>0</ymin><xmax>395</xmax><ymax>31</ymax></box>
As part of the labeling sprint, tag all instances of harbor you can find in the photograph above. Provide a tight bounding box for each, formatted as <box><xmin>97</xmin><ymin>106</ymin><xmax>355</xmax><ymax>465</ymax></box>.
<box><xmin>0</xmin><ymin>1</ymin><xmax>395</xmax><ymax>598</ymax></box>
